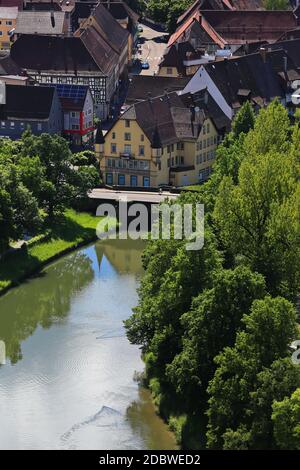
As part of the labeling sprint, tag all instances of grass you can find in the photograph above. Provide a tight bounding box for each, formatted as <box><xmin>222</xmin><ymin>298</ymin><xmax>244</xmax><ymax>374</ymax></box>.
<box><xmin>0</xmin><ymin>209</ymin><xmax>102</xmax><ymax>295</ymax></box>
<box><xmin>181</xmin><ymin>185</ymin><xmax>203</xmax><ymax>192</ymax></box>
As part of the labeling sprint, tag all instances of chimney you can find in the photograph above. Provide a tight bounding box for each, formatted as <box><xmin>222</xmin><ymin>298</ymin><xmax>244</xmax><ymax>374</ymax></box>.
<box><xmin>260</xmin><ymin>47</ymin><xmax>267</xmax><ymax>63</ymax></box>
<box><xmin>0</xmin><ymin>81</ymin><xmax>6</xmax><ymax>105</ymax></box>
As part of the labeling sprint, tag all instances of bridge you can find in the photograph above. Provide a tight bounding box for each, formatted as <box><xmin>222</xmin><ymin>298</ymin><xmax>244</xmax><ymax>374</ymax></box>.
<box><xmin>89</xmin><ymin>188</ymin><xmax>179</xmax><ymax>204</ymax></box>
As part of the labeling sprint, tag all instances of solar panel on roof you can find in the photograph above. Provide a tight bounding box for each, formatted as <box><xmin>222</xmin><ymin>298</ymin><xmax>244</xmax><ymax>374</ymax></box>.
<box><xmin>56</xmin><ymin>84</ymin><xmax>87</xmax><ymax>100</ymax></box>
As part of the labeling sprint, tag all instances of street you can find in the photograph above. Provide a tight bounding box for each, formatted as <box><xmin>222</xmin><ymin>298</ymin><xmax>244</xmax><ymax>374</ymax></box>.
<box><xmin>135</xmin><ymin>23</ymin><xmax>169</xmax><ymax>76</ymax></box>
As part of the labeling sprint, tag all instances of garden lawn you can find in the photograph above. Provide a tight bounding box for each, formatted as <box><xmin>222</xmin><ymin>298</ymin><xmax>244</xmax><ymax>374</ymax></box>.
<box><xmin>0</xmin><ymin>209</ymin><xmax>101</xmax><ymax>295</ymax></box>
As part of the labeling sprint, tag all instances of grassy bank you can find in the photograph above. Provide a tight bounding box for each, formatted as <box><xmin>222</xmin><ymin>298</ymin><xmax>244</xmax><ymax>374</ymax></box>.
<box><xmin>0</xmin><ymin>209</ymin><xmax>101</xmax><ymax>295</ymax></box>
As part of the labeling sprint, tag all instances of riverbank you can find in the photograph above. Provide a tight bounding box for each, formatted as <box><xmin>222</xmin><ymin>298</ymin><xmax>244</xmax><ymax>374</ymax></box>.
<box><xmin>0</xmin><ymin>209</ymin><xmax>101</xmax><ymax>297</ymax></box>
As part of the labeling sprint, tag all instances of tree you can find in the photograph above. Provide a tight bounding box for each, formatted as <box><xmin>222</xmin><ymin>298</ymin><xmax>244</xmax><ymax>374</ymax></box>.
<box><xmin>146</xmin><ymin>0</ymin><xmax>193</xmax><ymax>32</ymax></box>
<box><xmin>263</xmin><ymin>0</ymin><xmax>290</xmax><ymax>10</ymax></box>
<box><xmin>206</xmin><ymin>296</ymin><xmax>297</xmax><ymax>449</ymax></box>
<box><xmin>272</xmin><ymin>388</ymin><xmax>300</xmax><ymax>450</ymax></box>
<box><xmin>214</xmin><ymin>144</ymin><xmax>300</xmax><ymax>298</ymax></box>
<box><xmin>232</xmin><ymin>101</ymin><xmax>255</xmax><ymax>138</ymax></box>
<box><xmin>0</xmin><ymin>188</ymin><xmax>13</xmax><ymax>253</ymax></box>
<box><xmin>249</xmin><ymin>358</ymin><xmax>300</xmax><ymax>449</ymax></box>
<box><xmin>166</xmin><ymin>266</ymin><xmax>266</xmax><ymax>407</ymax></box>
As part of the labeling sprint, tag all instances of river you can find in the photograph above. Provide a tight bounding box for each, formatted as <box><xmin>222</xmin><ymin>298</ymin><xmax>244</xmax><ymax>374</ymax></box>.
<box><xmin>0</xmin><ymin>239</ymin><xmax>177</xmax><ymax>450</ymax></box>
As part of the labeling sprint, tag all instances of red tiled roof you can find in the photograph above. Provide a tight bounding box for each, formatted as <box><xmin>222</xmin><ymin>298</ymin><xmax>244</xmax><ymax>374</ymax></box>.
<box><xmin>202</xmin><ymin>10</ymin><xmax>297</xmax><ymax>43</ymax></box>
<box><xmin>169</xmin><ymin>12</ymin><xmax>226</xmax><ymax>48</ymax></box>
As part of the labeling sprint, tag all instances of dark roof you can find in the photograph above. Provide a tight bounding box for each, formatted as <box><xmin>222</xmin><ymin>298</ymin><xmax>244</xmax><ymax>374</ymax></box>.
<box><xmin>203</xmin><ymin>49</ymin><xmax>299</xmax><ymax>108</ymax></box>
<box><xmin>0</xmin><ymin>55</ymin><xmax>22</xmax><ymax>76</ymax></box>
<box><xmin>10</xmin><ymin>33</ymin><xmax>117</xmax><ymax>75</ymax></box>
<box><xmin>91</xmin><ymin>3</ymin><xmax>129</xmax><ymax>54</ymax></box>
<box><xmin>267</xmin><ymin>39</ymin><xmax>300</xmax><ymax>69</ymax></box>
<box><xmin>56</xmin><ymin>83</ymin><xmax>89</xmax><ymax>111</ymax></box>
<box><xmin>180</xmin><ymin>89</ymin><xmax>231</xmax><ymax>132</ymax></box>
<box><xmin>277</xmin><ymin>27</ymin><xmax>300</xmax><ymax>41</ymax></box>
<box><xmin>159</xmin><ymin>42</ymin><xmax>195</xmax><ymax>75</ymax></box>
<box><xmin>0</xmin><ymin>84</ymin><xmax>56</xmax><ymax>120</ymax></box>
<box><xmin>126</xmin><ymin>75</ymin><xmax>190</xmax><ymax>105</ymax></box>
<box><xmin>72</xmin><ymin>3</ymin><xmax>93</xmax><ymax>31</ymax></box>
<box><xmin>0</xmin><ymin>0</ymin><xmax>23</xmax><ymax>8</ymax></box>
<box><xmin>121</xmin><ymin>92</ymin><xmax>194</xmax><ymax>147</ymax></box>
<box><xmin>120</xmin><ymin>90</ymin><xmax>224</xmax><ymax>147</ymax></box>
<box><xmin>24</xmin><ymin>2</ymin><xmax>61</xmax><ymax>11</ymax></box>
<box><xmin>23</xmin><ymin>0</ymin><xmax>75</xmax><ymax>13</ymax></box>
<box><xmin>100</xmin><ymin>0</ymin><xmax>140</xmax><ymax>23</ymax></box>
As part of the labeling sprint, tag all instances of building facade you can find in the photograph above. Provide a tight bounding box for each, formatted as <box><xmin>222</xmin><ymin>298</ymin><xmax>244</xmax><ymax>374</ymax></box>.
<box><xmin>56</xmin><ymin>84</ymin><xmax>94</xmax><ymax>146</ymax></box>
<box><xmin>95</xmin><ymin>90</ymin><xmax>230</xmax><ymax>188</ymax></box>
<box><xmin>0</xmin><ymin>7</ymin><xmax>18</xmax><ymax>50</ymax></box>
<box><xmin>0</xmin><ymin>83</ymin><xmax>62</xmax><ymax>139</ymax></box>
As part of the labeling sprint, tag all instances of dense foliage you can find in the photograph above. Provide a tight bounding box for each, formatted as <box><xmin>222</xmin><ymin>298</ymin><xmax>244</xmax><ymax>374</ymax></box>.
<box><xmin>125</xmin><ymin>101</ymin><xmax>300</xmax><ymax>449</ymax></box>
<box><xmin>0</xmin><ymin>131</ymin><xmax>99</xmax><ymax>254</ymax></box>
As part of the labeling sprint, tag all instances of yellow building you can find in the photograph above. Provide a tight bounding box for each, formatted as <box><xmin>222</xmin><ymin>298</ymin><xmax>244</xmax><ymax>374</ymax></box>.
<box><xmin>95</xmin><ymin>90</ymin><xmax>230</xmax><ymax>188</ymax></box>
<box><xmin>0</xmin><ymin>7</ymin><xmax>18</xmax><ymax>50</ymax></box>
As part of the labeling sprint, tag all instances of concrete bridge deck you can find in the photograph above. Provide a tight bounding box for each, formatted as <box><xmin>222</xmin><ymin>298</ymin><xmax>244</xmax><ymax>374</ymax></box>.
<box><xmin>89</xmin><ymin>188</ymin><xmax>179</xmax><ymax>204</ymax></box>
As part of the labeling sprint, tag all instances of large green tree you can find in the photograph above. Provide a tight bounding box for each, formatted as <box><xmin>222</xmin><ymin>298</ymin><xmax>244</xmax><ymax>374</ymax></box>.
<box><xmin>272</xmin><ymin>388</ymin><xmax>300</xmax><ymax>450</ymax></box>
<box><xmin>206</xmin><ymin>296</ymin><xmax>298</xmax><ymax>449</ymax></box>
<box><xmin>214</xmin><ymin>103</ymin><xmax>300</xmax><ymax>298</ymax></box>
<box><xmin>166</xmin><ymin>266</ymin><xmax>266</xmax><ymax>407</ymax></box>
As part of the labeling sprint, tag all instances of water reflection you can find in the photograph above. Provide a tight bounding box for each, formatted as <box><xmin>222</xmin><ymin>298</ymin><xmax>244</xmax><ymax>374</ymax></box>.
<box><xmin>0</xmin><ymin>251</ymin><xmax>94</xmax><ymax>364</ymax></box>
<box><xmin>0</xmin><ymin>239</ymin><xmax>177</xmax><ymax>450</ymax></box>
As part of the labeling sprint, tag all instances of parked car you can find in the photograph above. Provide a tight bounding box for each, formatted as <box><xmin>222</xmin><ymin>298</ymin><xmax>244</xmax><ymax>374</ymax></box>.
<box><xmin>141</xmin><ymin>62</ymin><xmax>150</xmax><ymax>70</ymax></box>
<box><xmin>120</xmin><ymin>105</ymin><xmax>128</xmax><ymax>115</ymax></box>
<box><xmin>137</xmin><ymin>24</ymin><xmax>143</xmax><ymax>32</ymax></box>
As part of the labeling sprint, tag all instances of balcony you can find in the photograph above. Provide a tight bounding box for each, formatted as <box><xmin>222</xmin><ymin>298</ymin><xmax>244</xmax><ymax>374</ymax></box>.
<box><xmin>119</xmin><ymin>152</ymin><xmax>135</xmax><ymax>158</ymax></box>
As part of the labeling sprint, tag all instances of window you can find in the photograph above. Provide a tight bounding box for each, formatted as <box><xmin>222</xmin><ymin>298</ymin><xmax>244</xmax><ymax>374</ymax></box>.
<box><xmin>37</xmin><ymin>123</ymin><xmax>42</xmax><ymax>131</ymax></box>
<box><xmin>112</xmin><ymin>132</ymin><xmax>116</xmax><ymax>139</ymax></box>
<box><xmin>124</xmin><ymin>144</ymin><xmax>131</xmax><ymax>154</ymax></box>
<box><xmin>1</xmin><ymin>121</ymin><xmax>5</xmax><ymax>128</ymax></box>
<box><xmin>71</xmin><ymin>112</ymin><xmax>77</xmax><ymax>118</ymax></box>
<box><xmin>124</xmin><ymin>132</ymin><xmax>131</xmax><ymax>141</ymax></box>
<box><xmin>6</xmin><ymin>21</ymin><xmax>12</xmax><ymax>26</ymax></box>
<box><xmin>141</xmin><ymin>134</ymin><xmax>144</xmax><ymax>142</ymax></box>
<box><xmin>207</xmin><ymin>122</ymin><xmax>210</xmax><ymax>133</ymax></box>
<box><xmin>177</xmin><ymin>142</ymin><xmax>184</xmax><ymax>150</ymax></box>
<box><xmin>167</xmin><ymin>68</ymin><xmax>173</xmax><ymax>75</ymax></box>
<box><xmin>106</xmin><ymin>173</ymin><xmax>113</xmax><ymax>185</ymax></box>
<box><xmin>203</xmin><ymin>124</ymin><xmax>206</xmax><ymax>135</ymax></box>
<box><xmin>143</xmin><ymin>176</ymin><xmax>150</xmax><ymax>187</ymax></box>
<box><xmin>125</xmin><ymin>120</ymin><xmax>130</xmax><ymax>128</ymax></box>
<box><xmin>71</xmin><ymin>124</ymin><xmax>79</xmax><ymax>130</ymax></box>
<box><xmin>111</xmin><ymin>143</ymin><xmax>117</xmax><ymax>153</ymax></box>
<box><xmin>130</xmin><ymin>175</ymin><xmax>138</xmax><ymax>187</ymax></box>
<box><xmin>118</xmin><ymin>174</ymin><xmax>125</xmax><ymax>186</ymax></box>
<box><xmin>10</xmin><ymin>122</ymin><xmax>15</xmax><ymax>128</ymax></box>
<box><xmin>139</xmin><ymin>145</ymin><xmax>145</xmax><ymax>156</ymax></box>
